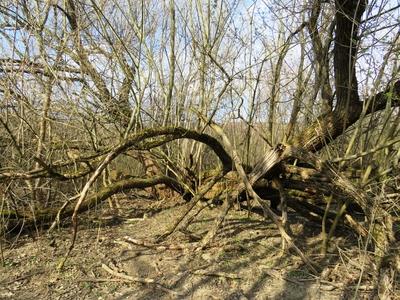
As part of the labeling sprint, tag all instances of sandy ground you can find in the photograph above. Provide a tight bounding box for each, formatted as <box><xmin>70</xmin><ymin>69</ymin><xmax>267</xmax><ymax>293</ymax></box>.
<box><xmin>0</xmin><ymin>196</ymin><xmax>392</xmax><ymax>299</ymax></box>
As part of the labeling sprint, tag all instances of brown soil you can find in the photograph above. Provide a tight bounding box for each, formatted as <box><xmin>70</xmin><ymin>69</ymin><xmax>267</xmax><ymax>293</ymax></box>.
<box><xmin>0</xmin><ymin>195</ymin><xmax>384</xmax><ymax>299</ymax></box>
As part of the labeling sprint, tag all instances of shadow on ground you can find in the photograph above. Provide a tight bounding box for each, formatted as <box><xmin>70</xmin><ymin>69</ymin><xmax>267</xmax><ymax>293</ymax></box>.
<box><xmin>0</xmin><ymin>196</ymin><xmax>389</xmax><ymax>299</ymax></box>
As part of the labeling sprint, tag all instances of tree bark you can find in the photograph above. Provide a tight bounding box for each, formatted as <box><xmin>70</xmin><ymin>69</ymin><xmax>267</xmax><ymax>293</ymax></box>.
<box><xmin>293</xmin><ymin>0</ymin><xmax>400</xmax><ymax>152</ymax></box>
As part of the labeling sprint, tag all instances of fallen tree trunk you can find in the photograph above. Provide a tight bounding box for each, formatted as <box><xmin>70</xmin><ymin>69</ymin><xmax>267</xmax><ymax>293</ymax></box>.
<box><xmin>1</xmin><ymin>175</ymin><xmax>183</xmax><ymax>231</ymax></box>
<box><xmin>0</xmin><ymin>127</ymin><xmax>234</xmax><ymax>183</ymax></box>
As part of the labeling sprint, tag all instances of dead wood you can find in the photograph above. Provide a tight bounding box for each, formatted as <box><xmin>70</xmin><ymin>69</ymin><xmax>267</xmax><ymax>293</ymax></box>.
<box><xmin>207</xmin><ymin>123</ymin><xmax>319</xmax><ymax>274</ymax></box>
<box><xmin>2</xmin><ymin>176</ymin><xmax>182</xmax><ymax>232</ymax></box>
<box><xmin>159</xmin><ymin>170</ymin><xmax>228</xmax><ymax>240</ymax></box>
<box><xmin>286</xmin><ymin>146</ymin><xmax>397</xmax><ymax>295</ymax></box>
<box><xmin>101</xmin><ymin>263</ymin><xmax>183</xmax><ymax>297</ymax></box>
<box><xmin>0</xmin><ymin>127</ymin><xmax>233</xmax><ymax>183</ymax></box>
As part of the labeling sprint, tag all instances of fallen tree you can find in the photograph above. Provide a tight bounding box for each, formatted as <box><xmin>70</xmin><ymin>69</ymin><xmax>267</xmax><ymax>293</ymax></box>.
<box><xmin>1</xmin><ymin>0</ymin><xmax>399</xmax><ymax>297</ymax></box>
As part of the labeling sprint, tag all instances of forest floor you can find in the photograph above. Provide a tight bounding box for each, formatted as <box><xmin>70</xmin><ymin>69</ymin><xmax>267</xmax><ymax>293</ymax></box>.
<box><xmin>0</xmin><ymin>194</ymin><xmax>390</xmax><ymax>299</ymax></box>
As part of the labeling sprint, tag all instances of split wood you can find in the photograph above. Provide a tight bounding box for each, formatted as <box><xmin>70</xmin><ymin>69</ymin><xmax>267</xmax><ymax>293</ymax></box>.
<box><xmin>208</xmin><ymin>122</ymin><xmax>319</xmax><ymax>275</ymax></box>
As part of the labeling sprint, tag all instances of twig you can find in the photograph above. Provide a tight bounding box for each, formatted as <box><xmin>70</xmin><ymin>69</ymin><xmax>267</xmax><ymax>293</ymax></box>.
<box><xmin>209</xmin><ymin>122</ymin><xmax>319</xmax><ymax>275</ymax></box>
<box><xmin>331</xmin><ymin>136</ymin><xmax>400</xmax><ymax>163</ymax></box>
<box><xmin>3</xmin><ymin>270</ymin><xmax>45</xmax><ymax>285</ymax></box>
<box><xmin>58</xmin><ymin>148</ymin><xmax>120</xmax><ymax>270</ymax></box>
<box><xmin>77</xmin><ymin>278</ymin><xmax>129</xmax><ymax>283</ymax></box>
<box><xmin>101</xmin><ymin>263</ymin><xmax>183</xmax><ymax>296</ymax></box>
<box><xmin>158</xmin><ymin>171</ymin><xmax>227</xmax><ymax>241</ymax></box>
<box><xmin>48</xmin><ymin>195</ymin><xmax>78</xmax><ymax>233</ymax></box>
<box><xmin>123</xmin><ymin>236</ymin><xmax>198</xmax><ymax>251</ymax></box>
<box><xmin>191</xmin><ymin>269</ymin><xmax>241</xmax><ymax>279</ymax></box>
<box><xmin>122</xmin><ymin>236</ymin><xmax>228</xmax><ymax>252</ymax></box>
<box><xmin>196</xmin><ymin>195</ymin><xmax>233</xmax><ymax>250</ymax></box>
<box><xmin>261</xmin><ymin>268</ymin><xmax>303</xmax><ymax>285</ymax></box>
<box><xmin>260</xmin><ymin>268</ymin><xmax>374</xmax><ymax>291</ymax></box>
<box><xmin>271</xmin><ymin>178</ymin><xmax>289</xmax><ymax>252</ymax></box>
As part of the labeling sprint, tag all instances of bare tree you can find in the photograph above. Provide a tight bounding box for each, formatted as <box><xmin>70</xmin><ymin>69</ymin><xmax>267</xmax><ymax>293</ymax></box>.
<box><xmin>1</xmin><ymin>0</ymin><xmax>399</xmax><ymax>296</ymax></box>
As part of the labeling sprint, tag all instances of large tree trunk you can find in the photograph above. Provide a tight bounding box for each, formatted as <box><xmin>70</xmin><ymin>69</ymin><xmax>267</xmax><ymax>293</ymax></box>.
<box><xmin>294</xmin><ymin>0</ymin><xmax>400</xmax><ymax>153</ymax></box>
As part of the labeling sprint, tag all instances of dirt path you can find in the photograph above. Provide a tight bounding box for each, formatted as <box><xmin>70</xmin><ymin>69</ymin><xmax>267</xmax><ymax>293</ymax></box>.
<box><xmin>0</xmin><ymin>197</ymin><xmax>378</xmax><ymax>299</ymax></box>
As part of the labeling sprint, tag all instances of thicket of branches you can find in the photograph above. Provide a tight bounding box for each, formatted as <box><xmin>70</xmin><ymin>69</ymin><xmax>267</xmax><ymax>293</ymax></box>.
<box><xmin>0</xmin><ymin>0</ymin><xmax>399</xmax><ymax>297</ymax></box>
